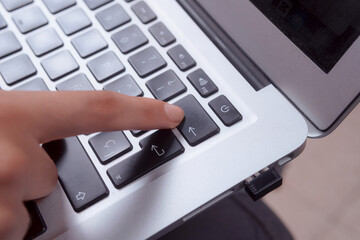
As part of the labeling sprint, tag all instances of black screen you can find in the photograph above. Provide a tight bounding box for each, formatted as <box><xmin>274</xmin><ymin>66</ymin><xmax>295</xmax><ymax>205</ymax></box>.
<box><xmin>250</xmin><ymin>0</ymin><xmax>359</xmax><ymax>73</ymax></box>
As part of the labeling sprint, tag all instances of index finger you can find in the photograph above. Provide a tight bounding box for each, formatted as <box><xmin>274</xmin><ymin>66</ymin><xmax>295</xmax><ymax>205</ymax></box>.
<box><xmin>1</xmin><ymin>91</ymin><xmax>184</xmax><ymax>143</ymax></box>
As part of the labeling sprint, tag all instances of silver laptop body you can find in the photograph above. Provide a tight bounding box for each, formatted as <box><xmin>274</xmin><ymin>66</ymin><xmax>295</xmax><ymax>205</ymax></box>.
<box><xmin>0</xmin><ymin>0</ymin><xmax>358</xmax><ymax>239</ymax></box>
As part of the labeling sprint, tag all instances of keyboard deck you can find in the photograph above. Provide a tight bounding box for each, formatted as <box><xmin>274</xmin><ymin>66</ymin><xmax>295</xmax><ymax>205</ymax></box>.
<box><xmin>0</xmin><ymin>0</ymin><xmax>243</xmax><ymax>219</ymax></box>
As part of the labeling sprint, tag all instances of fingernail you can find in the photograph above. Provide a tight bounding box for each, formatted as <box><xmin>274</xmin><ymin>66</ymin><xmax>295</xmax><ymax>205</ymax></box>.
<box><xmin>164</xmin><ymin>104</ymin><xmax>184</xmax><ymax>122</ymax></box>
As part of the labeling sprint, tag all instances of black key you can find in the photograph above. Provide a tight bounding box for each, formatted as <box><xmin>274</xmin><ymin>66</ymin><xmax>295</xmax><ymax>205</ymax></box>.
<box><xmin>130</xmin><ymin>130</ymin><xmax>146</xmax><ymax>137</ymax></box>
<box><xmin>43</xmin><ymin>0</ymin><xmax>76</xmax><ymax>14</ymax></box>
<box><xmin>13</xmin><ymin>78</ymin><xmax>48</xmax><ymax>91</ymax></box>
<box><xmin>27</xmin><ymin>28</ymin><xmax>63</xmax><ymax>57</ymax></box>
<box><xmin>107</xmin><ymin>129</ymin><xmax>184</xmax><ymax>189</ymax></box>
<box><xmin>72</xmin><ymin>29</ymin><xmax>108</xmax><ymax>58</ymax></box>
<box><xmin>43</xmin><ymin>137</ymin><xmax>109</xmax><ymax>212</ymax></box>
<box><xmin>1</xmin><ymin>0</ymin><xmax>33</xmax><ymax>12</ymax></box>
<box><xmin>96</xmin><ymin>4</ymin><xmax>131</xmax><ymax>31</ymax></box>
<box><xmin>89</xmin><ymin>131</ymin><xmax>132</xmax><ymax>164</ymax></box>
<box><xmin>12</xmin><ymin>6</ymin><xmax>48</xmax><ymax>34</ymax></box>
<box><xmin>128</xmin><ymin>46</ymin><xmax>167</xmax><ymax>78</ymax></box>
<box><xmin>146</xmin><ymin>70</ymin><xmax>186</xmax><ymax>101</ymax></box>
<box><xmin>131</xmin><ymin>1</ymin><xmax>157</xmax><ymax>24</ymax></box>
<box><xmin>0</xmin><ymin>14</ymin><xmax>7</xmax><ymax>29</ymax></box>
<box><xmin>104</xmin><ymin>74</ymin><xmax>143</xmax><ymax>97</ymax></box>
<box><xmin>187</xmin><ymin>69</ymin><xmax>218</xmax><ymax>98</ymax></box>
<box><xmin>83</xmin><ymin>0</ymin><xmax>113</xmax><ymax>10</ymax></box>
<box><xmin>56</xmin><ymin>8</ymin><xmax>92</xmax><ymax>36</ymax></box>
<box><xmin>149</xmin><ymin>22</ymin><xmax>176</xmax><ymax>47</ymax></box>
<box><xmin>56</xmin><ymin>73</ymin><xmax>94</xmax><ymax>91</ymax></box>
<box><xmin>168</xmin><ymin>44</ymin><xmax>196</xmax><ymax>71</ymax></box>
<box><xmin>112</xmin><ymin>25</ymin><xmax>148</xmax><ymax>54</ymax></box>
<box><xmin>0</xmin><ymin>54</ymin><xmax>37</xmax><ymax>85</ymax></box>
<box><xmin>87</xmin><ymin>51</ymin><xmax>125</xmax><ymax>82</ymax></box>
<box><xmin>174</xmin><ymin>95</ymin><xmax>219</xmax><ymax>146</ymax></box>
<box><xmin>24</xmin><ymin>201</ymin><xmax>46</xmax><ymax>240</ymax></box>
<box><xmin>209</xmin><ymin>95</ymin><xmax>243</xmax><ymax>127</ymax></box>
<box><xmin>0</xmin><ymin>31</ymin><xmax>22</xmax><ymax>59</ymax></box>
<box><xmin>41</xmin><ymin>50</ymin><xmax>79</xmax><ymax>81</ymax></box>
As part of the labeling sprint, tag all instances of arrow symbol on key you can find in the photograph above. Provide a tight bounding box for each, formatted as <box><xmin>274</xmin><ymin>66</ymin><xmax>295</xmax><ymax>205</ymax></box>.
<box><xmin>189</xmin><ymin>127</ymin><xmax>197</xmax><ymax>136</ymax></box>
<box><xmin>76</xmin><ymin>192</ymin><xmax>86</xmax><ymax>201</ymax></box>
<box><xmin>151</xmin><ymin>145</ymin><xmax>165</xmax><ymax>156</ymax></box>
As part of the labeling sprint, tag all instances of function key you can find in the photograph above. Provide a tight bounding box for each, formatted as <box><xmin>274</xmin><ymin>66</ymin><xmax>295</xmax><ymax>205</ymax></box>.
<box><xmin>0</xmin><ymin>14</ymin><xmax>7</xmax><ymax>29</ymax></box>
<box><xmin>43</xmin><ymin>0</ymin><xmax>76</xmax><ymax>14</ymax></box>
<box><xmin>71</xmin><ymin>29</ymin><xmax>108</xmax><ymax>58</ymax></box>
<box><xmin>89</xmin><ymin>131</ymin><xmax>132</xmax><ymax>164</ymax></box>
<box><xmin>149</xmin><ymin>22</ymin><xmax>176</xmax><ymax>47</ymax></box>
<box><xmin>87</xmin><ymin>51</ymin><xmax>125</xmax><ymax>82</ymax></box>
<box><xmin>128</xmin><ymin>46</ymin><xmax>167</xmax><ymax>78</ymax></box>
<box><xmin>167</xmin><ymin>45</ymin><xmax>196</xmax><ymax>71</ymax></box>
<box><xmin>1</xmin><ymin>0</ymin><xmax>33</xmax><ymax>12</ymax></box>
<box><xmin>13</xmin><ymin>78</ymin><xmax>48</xmax><ymax>91</ymax></box>
<box><xmin>0</xmin><ymin>54</ymin><xmax>37</xmax><ymax>85</ymax></box>
<box><xmin>83</xmin><ymin>0</ymin><xmax>113</xmax><ymax>10</ymax></box>
<box><xmin>131</xmin><ymin>1</ymin><xmax>157</xmax><ymax>24</ymax></box>
<box><xmin>26</xmin><ymin>28</ymin><xmax>63</xmax><ymax>57</ymax></box>
<box><xmin>146</xmin><ymin>70</ymin><xmax>186</xmax><ymax>101</ymax></box>
<box><xmin>174</xmin><ymin>94</ymin><xmax>219</xmax><ymax>146</ymax></box>
<box><xmin>187</xmin><ymin>69</ymin><xmax>218</xmax><ymax>98</ymax></box>
<box><xmin>112</xmin><ymin>25</ymin><xmax>148</xmax><ymax>54</ymax></box>
<box><xmin>56</xmin><ymin>73</ymin><xmax>94</xmax><ymax>91</ymax></box>
<box><xmin>0</xmin><ymin>31</ymin><xmax>22</xmax><ymax>59</ymax></box>
<box><xmin>209</xmin><ymin>95</ymin><xmax>243</xmax><ymax>127</ymax></box>
<box><xmin>96</xmin><ymin>4</ymin><xmax>131</xmax><ymax>31</ymax></box>
<box><xmin>107</xmin><ymin>129</ymin><xmax>184</xmax><ymax>189</ymax></box>
<box><xmin>104</xmin><ymin>74</ymin><xmax>143</xmax><ymax>97</ymax></box>
<box><xmin>56</xmin><ymin>8</ymin><xmax>92</xmax><ymax>36</ymax></box>
<box><xmin>41</xmin><ymin>50</ymin><xmax>79</xmax><ymax>81</ymax></box>
<box><xmin>12</xmin><ymin>6</ymin><xmax>48</xmax><ymax>34</ymax></box>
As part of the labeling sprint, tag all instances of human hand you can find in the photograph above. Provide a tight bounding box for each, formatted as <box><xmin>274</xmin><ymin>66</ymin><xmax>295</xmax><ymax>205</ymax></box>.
<box><xmin>0</xmin><ymin>90</ymin><xmax>184</xmax><ymax>240</ymax></box>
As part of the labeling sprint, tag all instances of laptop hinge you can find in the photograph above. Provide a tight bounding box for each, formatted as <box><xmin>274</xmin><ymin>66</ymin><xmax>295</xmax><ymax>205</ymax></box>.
<box><xmin>177</xmin><ymin>0</ymin><xmax>271</xmax><ymax>91</ymax></box>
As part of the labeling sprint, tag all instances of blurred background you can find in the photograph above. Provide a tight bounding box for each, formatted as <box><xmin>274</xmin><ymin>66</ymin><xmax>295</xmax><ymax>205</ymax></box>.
<box><xmin>264</xmin><ymin>104</ymin><xmax>360</xmax><ymax>240</ymax></box>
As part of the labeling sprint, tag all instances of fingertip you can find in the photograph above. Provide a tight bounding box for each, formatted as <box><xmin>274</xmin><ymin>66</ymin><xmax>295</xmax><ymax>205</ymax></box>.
<box><xmin>164</xmin><ymin>104</ymin><xmax>184</xmax><ymax>126</ymax></box>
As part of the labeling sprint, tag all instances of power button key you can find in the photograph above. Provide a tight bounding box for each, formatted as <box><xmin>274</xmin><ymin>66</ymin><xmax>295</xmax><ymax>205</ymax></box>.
<box><xmin>209</xmin><ymin>95</ymin><xmax>242</xmax><ymax>126</ymax></box>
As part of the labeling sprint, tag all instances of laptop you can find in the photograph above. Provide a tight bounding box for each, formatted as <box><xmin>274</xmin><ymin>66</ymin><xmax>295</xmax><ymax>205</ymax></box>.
<box><xmin>0</xmin><ymin>0</ymin><xmax>359</xmax><ymax>239</ymax></box>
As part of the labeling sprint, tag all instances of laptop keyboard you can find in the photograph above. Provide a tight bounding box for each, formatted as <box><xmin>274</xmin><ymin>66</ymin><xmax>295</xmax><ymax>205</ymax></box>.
<box><xmin>0</xmin><ymin>0</ymin><xmax>243</xmax><ymax>216</ymax></box>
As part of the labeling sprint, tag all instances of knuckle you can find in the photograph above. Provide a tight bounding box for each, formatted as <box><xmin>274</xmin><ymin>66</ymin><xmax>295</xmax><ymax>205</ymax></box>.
<box><xmin>90</xmin><ymin>91</ymin><xmax>119</xmax><ymax>118</ymax></box>
<box><xmin>140</xmin><ymin>100</ymin><xmax>156</xmax><ymax>117</ymax></box>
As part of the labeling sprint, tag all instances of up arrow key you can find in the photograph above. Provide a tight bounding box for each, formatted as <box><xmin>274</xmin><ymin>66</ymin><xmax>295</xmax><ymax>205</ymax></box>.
<box><xmin>174</xmin><ymin>95</ymin><xmax>220</xmax><ymax>146</ymax></box>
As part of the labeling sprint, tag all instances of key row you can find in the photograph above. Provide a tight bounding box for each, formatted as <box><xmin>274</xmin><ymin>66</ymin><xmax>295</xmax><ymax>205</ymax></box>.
<box><xmin>2</xmin><ymin>3</ymin><xmax>128</xmax><ymax>37</ymax></box>
<box><xmin>40</xmin><ymin>90</ymin><xmax>241</xmax><ymax>212</ymax></box>
<box><xmin>87</xmin><ymin>94</ymin><xmax>242</xmax><ymax>166</ymax></box>
<box><xmin>1</xmin><ymin>7</ymin><xmax>176</xmax><ymax>68</ymax></box>
<box><xmin>0</xmin><ymin>0</ymin><xmax>112</xmax><ymax>13</ymax></box>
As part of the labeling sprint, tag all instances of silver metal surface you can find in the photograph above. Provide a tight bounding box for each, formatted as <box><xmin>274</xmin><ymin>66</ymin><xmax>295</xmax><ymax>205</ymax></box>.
<box><xmin>0</xmin><ymin>0</ymin><xmax>308</xmax><ymax>239</ymax></box>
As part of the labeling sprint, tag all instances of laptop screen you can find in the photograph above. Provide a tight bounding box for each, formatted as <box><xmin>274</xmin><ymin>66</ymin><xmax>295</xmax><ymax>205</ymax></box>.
<box><xmin>250</xmin><ymin>0</ymin><xmax>359</xmax><ymax>74</ymax></box>
<box><xmin>187</xmin><ymin>0</ymin><xmax>360</xmax><ymax>131</ymax></box>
